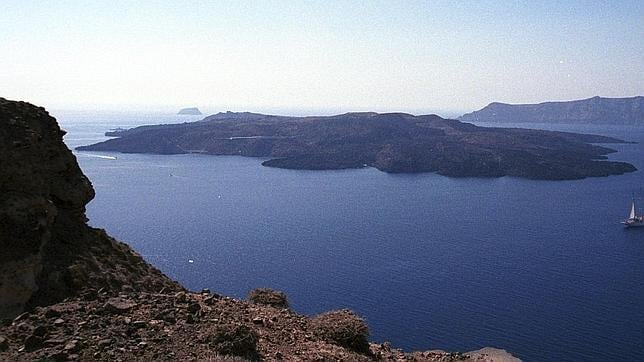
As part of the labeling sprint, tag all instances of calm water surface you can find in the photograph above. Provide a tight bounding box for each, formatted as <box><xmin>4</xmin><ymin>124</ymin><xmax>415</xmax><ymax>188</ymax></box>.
<box><xmin>56</xmin><ymin>110</ymin><xmax>644</xmax><ymax>361</ymax></box>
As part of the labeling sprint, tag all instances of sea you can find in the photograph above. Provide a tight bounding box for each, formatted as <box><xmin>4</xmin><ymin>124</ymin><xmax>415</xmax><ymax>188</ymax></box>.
<box><xmin>55</xmin><ymin>110</ymin><xmax>644</xmax><ymax>361</ymax></box>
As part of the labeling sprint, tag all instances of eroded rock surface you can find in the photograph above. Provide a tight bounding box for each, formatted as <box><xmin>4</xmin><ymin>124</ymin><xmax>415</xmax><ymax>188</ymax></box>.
<box><xmin>0</xmin><ymin>98</ymin><xmax>181</xmax><ymax>320</ymax></box>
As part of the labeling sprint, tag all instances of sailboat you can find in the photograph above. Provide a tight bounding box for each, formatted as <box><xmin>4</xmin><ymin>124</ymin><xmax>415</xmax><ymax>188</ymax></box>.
<box><xmin>622</xmin><ymin>200</ymin><xmax>644</xmax><ymax>228</ymax></box>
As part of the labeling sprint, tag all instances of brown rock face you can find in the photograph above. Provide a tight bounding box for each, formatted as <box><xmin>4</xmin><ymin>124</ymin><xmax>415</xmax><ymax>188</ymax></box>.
<box><xmin>0</xmin><ymin>98</ymin><xmax>181</xmax><ymax>320</ymax></box>
<box><xmin>0</xmin><ymin>99</ymin><xmax>92</xmax><ymax>260</ymax></box>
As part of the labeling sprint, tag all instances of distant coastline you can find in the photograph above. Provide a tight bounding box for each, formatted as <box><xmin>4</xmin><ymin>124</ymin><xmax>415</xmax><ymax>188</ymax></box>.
<box><xmin>460</xmin><ymin>96</ymin><xmax>643</xmax><ymax>125</ymax></box>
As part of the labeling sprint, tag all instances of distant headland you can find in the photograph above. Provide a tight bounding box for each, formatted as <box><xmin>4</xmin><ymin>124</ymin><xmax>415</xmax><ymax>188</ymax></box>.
<box><xmin>459</xmin><ymin>96</ymin><xmax>643</xmax><ymax>125</ymax></box>
<box><xmin>77</xmin><ymin>111</ymin><xmax>636</xmax><ymax>180</ymax></box>
<box><xmin>177</xmin><ymin>107</ymin><xmax>202</xmax><ymax>115</ymax></box>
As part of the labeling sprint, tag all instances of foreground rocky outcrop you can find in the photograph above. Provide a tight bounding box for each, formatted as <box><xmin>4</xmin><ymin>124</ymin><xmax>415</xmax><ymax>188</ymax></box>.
<box><xmin>0</xmin><ymin>98</ymin><xmax>519</xmax><ymax>361</ymax></box>
<box><xmin>0</xmin><ymin>98</ymin><xmax>182</xmax><ymax>320</ymax></box>
<box><xmin>459</xmin><ymin>96</ymin><xmax>644</xmax><ymax>125</ymax></box>
<box><xmin>77</xmin><ymin>111</ymin><xmax>636</xmax><ymax>180</ymax></box>
<box><xmin>0</xmin><ymin>289</ymin><xmax>518</xmax><ymax>361</ymax></box>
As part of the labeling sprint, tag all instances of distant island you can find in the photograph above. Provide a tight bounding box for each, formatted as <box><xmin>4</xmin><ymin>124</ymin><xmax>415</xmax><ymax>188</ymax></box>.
<box><xmin>78</xmin><ymin>112</ymin><xmax>636</xmax><ymax>180</ymax></box>
<box><xmin>459</xmin><ymin>96</ymin><xmax>643</xmax><ymax>125</ymax></box>
<box><xmin>177</xmin><ymin>107</ymin><xmax>202</xmax><ymax>115</ymax></box>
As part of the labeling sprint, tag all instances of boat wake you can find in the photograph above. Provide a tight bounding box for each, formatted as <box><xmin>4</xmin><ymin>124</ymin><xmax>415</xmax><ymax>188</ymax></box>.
<box><xmin>77</xmin><ymin>153</ymin><xmax>117</xmax><ymax>160</ymax></box>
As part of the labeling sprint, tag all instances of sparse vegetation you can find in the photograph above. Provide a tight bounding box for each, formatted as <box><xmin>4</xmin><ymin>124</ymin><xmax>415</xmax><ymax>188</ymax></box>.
<box><xmin>311</xmin><ymin>309</ymin><xmax>370</xmax><ymax>354</ymax></box>
<box><xmin>209</xmin><ymin>324</ymin><xmax>258</xmax><ymax>360</ymax></box>
<box><xmin>247</xmin><ymin>288</ymin><xmax>289</xmax><ymax>309</ymax></box>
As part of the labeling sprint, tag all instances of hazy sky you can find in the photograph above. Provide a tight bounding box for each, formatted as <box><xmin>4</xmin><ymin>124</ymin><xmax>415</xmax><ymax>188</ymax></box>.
<box><xmin>1</xmin><ymin>1</ymin><xmax>642</xmax><ymax>114</ymax></box>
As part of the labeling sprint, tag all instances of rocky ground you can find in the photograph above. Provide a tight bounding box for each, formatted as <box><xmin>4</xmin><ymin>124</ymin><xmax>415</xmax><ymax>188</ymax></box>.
<box><xmin>0</xmin><ymin>288</ymin><xmax>518</xmax><ymax>361</ymax></box>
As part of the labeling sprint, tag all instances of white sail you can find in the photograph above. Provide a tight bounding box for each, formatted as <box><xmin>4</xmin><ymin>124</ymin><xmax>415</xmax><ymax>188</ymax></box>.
<box><xmin>630</xmin><ymin>202</ymin><xmax>636</xmax><ymax>219</ymax></box>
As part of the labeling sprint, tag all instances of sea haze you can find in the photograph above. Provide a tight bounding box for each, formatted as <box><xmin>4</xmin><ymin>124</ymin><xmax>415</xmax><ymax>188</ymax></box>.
<box><xmin>57</xmin><ymin>111</ymin><xmax>644</xmax><ymax>361</ymax></box>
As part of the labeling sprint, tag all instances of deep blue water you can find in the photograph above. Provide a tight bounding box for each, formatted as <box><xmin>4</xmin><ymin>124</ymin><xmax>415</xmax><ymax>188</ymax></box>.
<box><xmin>56</xmin><ymin>110</ymin><xmax>644</xmax><ymax>361</ymax></box>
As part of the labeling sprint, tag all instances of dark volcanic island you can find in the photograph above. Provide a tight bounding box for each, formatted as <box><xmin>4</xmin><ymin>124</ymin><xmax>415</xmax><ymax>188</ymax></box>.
<box><xmin>78</xmin><ymin>111</ymin><xmax>636</xmax><ymax>180</ymax></box>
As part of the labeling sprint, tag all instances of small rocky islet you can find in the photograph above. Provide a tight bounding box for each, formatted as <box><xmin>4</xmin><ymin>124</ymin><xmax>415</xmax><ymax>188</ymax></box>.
<box><xmin>177</xmin><ymin>107</ymin><xmax>202</xmax><ymax>115</ymax></box>
<box><xmin>0</xmin><ymin>97</ymin><xmax>519</xmax><ymax>360</ymax></box>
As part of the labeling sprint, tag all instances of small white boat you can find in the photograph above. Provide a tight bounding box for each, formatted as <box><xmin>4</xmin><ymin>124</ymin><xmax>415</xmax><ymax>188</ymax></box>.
<box><xmin>622</xmin><ymin>200</ymin><xmax>644</xmax><ymax>228</ymax></box>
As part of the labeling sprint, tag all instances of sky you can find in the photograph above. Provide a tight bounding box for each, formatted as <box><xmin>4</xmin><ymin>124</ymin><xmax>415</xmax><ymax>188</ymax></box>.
<box><xmin>1</xmin><ymin>1</ymin><xmax>642</xmax><ymax>115</ymax></box>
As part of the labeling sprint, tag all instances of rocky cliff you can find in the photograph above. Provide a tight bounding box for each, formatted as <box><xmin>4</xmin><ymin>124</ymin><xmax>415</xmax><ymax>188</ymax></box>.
<box><xmin>0</xmin><ymin>98</ymin><xmax>519</xmax><ymax>361</ymax></box>
<box><xmin>0</xmin><ymin>98</ymin><xmax>182</xmax><ymax>320</ymax></box>
<box><xmin>459</xmin><ymin>96</ymin><xmax>644</xmax><ymax>125</ymax></box>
